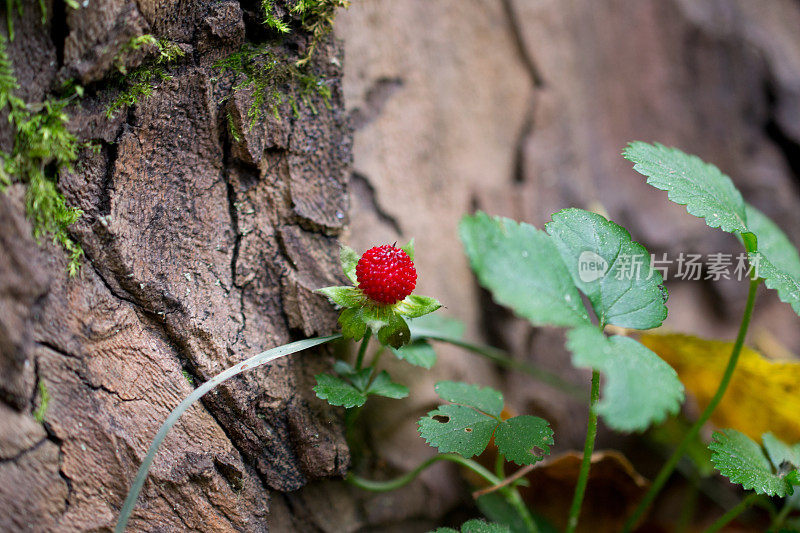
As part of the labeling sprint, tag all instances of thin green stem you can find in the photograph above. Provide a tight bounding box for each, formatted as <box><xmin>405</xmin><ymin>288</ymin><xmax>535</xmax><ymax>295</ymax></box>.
<box><xmin>771</xmin><ymin>499</ymin><xmax>794</xmax><ymax>530</ymax></box>
<box><xmin>348</xmin><ymin>453</ymin><xmax>538</xmax><ymax>533</ymax></box>
<box><xmin>703</xmin><ymin>493</ymin><xmax>759</xmax><ymax>533</ymax></box>
<box><xmin>623</xmin><ymin>277</ymin><xmax>760</xmax><ymax>532</ymax></box>
<box><xmin>566</xmin><ymin>370</ymin><xmax>601</xmax><ymax>533</ymax></box>
<box><xmin>354</xmin><ymin>331</ymin><xmax>371</xmax><ymax>370</ymax></box>
<box><xmin>495</xmin><ymin>453</ymin><xmax>506</xmax><ymax>480</ymax></box>
<box><xmin>410</xmin><ymin>329</ymin><xmax>583</xmax><ymax>398</ymax></box>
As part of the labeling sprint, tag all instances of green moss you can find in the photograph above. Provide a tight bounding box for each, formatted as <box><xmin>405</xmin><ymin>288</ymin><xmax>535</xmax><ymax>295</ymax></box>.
<box><xmin>182</xmin><ymin>370</ymin><xmax>195</xmax><ymax>386</ymax></box>
<box><xmin>261</xmin><ymin>0</ymin><xmax>291</xmax><ymax>34</ymax></box>
<box><xmin>106</xmin><ymin>35</ymin><xmax>185</xmax><ymax>119</ymax></box>
<box><xmin>291</xmin><ymin>0</ymin><xmax>350</xmax><ymax>66</ymax></box>
<box><xmin>33</xmin><ymin>381</ymin><xmax>49</xmax><ymax>423</ymax></box>
<box><xmin>6</xmin><ymin>0</ymin><xmax>80</xmax><ymax>40</ymax></box>
<box><xmin>214</xmin><ymin>43</ymin><xmax>331</xmax><ymax>130</ymax></box>
<box><xmin>0</xmin><ymin>35</ymin><xmax>84</xmax><ymax>274</ymax></box>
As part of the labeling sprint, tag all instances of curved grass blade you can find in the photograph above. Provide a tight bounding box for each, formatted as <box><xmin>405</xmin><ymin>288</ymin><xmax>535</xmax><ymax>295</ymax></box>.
<box><xmin>115</xmin><ymin>334</ymin><xmax>341</xmax><ymax>532</ymax></box>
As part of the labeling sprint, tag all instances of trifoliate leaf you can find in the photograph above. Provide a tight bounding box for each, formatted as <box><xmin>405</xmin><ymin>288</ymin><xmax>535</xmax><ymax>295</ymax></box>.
<box><xmin>566</xmin><ymin>326</ymin><xmax>684</xmax><ymax>432</ymax></box>
<box><xmin>623</xmin><ymin>142</ymin><xmax>747</xmax><ymax>233</ymax></box>
<box><xmin>762</xmin><ymin>433</ymin><xmax>800</xmax><ymax>472</ymax></box>
<box><xmin>316</xmin><ymin>286</ymin><xmax>366</xmax><ymax>308</ymax></box>
<box><xmin>418</xmin><ymin>404</ymin><xmax>498</xmax><ymax>457</ymax></box>
<box><xmin>460</xmin><ymin>212</ymin><xmax>590</xmax><ymax>328</ymax></box>
<box><xmin>391</xmin><ymin>340</ymin><xmax>437</xmax><ymax>368</ymax></box>
<box><xmin>338</xmin><ymin>307</ymin><xmax>367</xmax><ymax>341</ymax></box>
<box><xmin>434</xmin><ymin>381</ymin><xmax>503</xmax><ymax>417</ymax></box>
<box><xmin>709</xmin><ymin>429</ymin><xmax>795</xmax><ymax>497</ymax></box>
<box><xmin>640</xmin><ymin>333</ymin><xmax>800</xmax><ymax>443</ymax></box>
<box><xmin>545</xmin><ymin>208</ymin><xmax>667</xmax><ymax>330</ymax></box>
<box><xmin>433</xmin><ymin>519</ymin><xmax>511</xmax><ymax>533</ymax></box>
<box><xmin>313</xmin><ymin>373</ymin><xmax>367</xmax><ymax>408</ymax></box>
<box><xmin>365</xmin><ymin>370</ymin><xmax>409</xmax><ymax>400</ymax></box>
<box><xmin>400</xmin><ymin>238</ymin><xmax>415</xmax><ymax>261</ymax></box>
<box><xmin>395</xmin><ymin>294</ymin><xmax>442</xmax><ymax>318</ymax></box>
<box><xmin>340</xmin><ymin>245</ymin><xmax>359</xmax><ymax>284</ymax></box>
<box><xmin>494</xmin><ymin>415</ymin><xmax>554</xmax><ymax>466</ymax></box>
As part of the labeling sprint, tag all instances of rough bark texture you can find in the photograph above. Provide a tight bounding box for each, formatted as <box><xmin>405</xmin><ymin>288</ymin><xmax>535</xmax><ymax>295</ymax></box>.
<box><xmin>2</xmin><ymin>1</ymin><xmax>353</xmax><ymax>531</ymax></box>
<box><xmin>3</xmin><ymin>0</ymin><xmax>800</xmax><ymax>532</ymax></box>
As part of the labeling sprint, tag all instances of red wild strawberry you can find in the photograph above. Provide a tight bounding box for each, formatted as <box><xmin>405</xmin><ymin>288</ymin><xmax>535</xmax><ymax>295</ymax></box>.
<box><xmin>356</xmin><ymin>244</ymin><xmax>417</xmax><ymax>305</ymax></box>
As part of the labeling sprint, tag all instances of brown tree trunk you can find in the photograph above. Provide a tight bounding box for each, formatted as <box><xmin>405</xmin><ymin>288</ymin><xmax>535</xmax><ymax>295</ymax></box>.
<box><xmin>1</xmin><ymin>1</ymin><xmax>353</xmax><ymax>531</ymax></box>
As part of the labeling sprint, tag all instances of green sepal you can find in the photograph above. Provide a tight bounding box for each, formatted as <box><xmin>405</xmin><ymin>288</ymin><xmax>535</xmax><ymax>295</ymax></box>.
<box><xmin>338</xmin><ymin>307</ymin><xmax>368</xmax><ymax>341</ymax></box>
<box><xmin>400</xmin><ymin>238</ymin><xmax>415</xmax><ymax>261</ymax></box>
<box><xmin>316</xmin><ymin>286</ymin><xmax>365</xmax><ymax>308</ymax></box>
<box><xmin>340</xmin><ymin>244</ymin><xmax>359</xmax><ymax>284</ymax></box>
<box><xmin>395</xmin><ymin>294</ymin><xmax>442</xmax><ymax>318</ymax></box>
<box><xmin>376</xmin><ymin>312</ymin><xmax>411</xmax><ymax>348</ymax></box>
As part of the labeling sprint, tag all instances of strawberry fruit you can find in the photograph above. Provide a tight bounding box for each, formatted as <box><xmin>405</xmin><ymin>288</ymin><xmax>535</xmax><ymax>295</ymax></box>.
<box><xmin>356</xmin><ymin>244</ymin><xmax>417</xmax><ymax>305</ymax></box>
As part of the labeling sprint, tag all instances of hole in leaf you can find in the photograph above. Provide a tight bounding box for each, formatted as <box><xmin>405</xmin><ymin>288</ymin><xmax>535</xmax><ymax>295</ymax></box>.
<box><xmin>464</xmin><ymin>427</ymin><xmax>473</xmax><ymax>433</ymax></box>
<box><xmin>531</xmin><ymin>446</ymin><xmax>545</xmax><ymax>458</ymax></box>
<box><xmin>432</xmin><ymin>415</ymin><xmax>450</xmax><ymax>423</ymax></box>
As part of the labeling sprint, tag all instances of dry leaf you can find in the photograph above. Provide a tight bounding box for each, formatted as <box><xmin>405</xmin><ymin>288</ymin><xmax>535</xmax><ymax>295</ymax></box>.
<box><xmin>640</xmin><ymin>333</ymin><xmax>800</xmax><ymax>443</ymax></box>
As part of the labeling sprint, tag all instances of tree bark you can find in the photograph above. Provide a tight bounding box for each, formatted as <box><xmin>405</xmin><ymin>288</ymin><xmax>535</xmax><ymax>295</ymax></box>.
<box><xmin>1</xmin><ymin>1</ymin><xmax>352</xmax><ymax>531</ymax></box>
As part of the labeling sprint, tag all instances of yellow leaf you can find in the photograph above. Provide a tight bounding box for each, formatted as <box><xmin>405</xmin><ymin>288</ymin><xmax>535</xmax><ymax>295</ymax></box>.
<box><xmin>640</xmin><ymin>333</ymin><xmax>800</xmax><ymax>443</ymax></box>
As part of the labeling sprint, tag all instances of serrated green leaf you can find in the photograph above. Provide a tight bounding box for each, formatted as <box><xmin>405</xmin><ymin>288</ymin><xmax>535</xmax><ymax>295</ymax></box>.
<box><xmin>366</xmin><ymin>370</ymin><xmax>409</xmax><ymax>399</ymax></box>
<box><xmin>376</xmin><ymin>312</ymin><xmax>410</xmax><ymax>348</ymax></box>
<box><xmin>391</xmin><ymin>340</ymin><xmax>437</xmax><ymax>368</ymax></box>
<box><xmin>762</xmin><ymin>432</ymin><xmax>800</xmax><ymax>471</ymax></box>
<box><xmin>313</xmin><ymin>373</ymin><xmax>367</xmax><ymax>408</ymax></box>
<box><xmin>434</xmin><ymin>381</ymin><xmax>503</xmax><ymax>417</ymax></box>
<box><xmin>545</xmin><ymin>208</ymin><xmax>667</xmax><ymax>330</ymax></box>
<box><xmin>494</xmin><ymin>415</ymin><xmax>553</xmax><ymax>466</ymax></box>
<box><xmin>566</xmin><ymin>326</ymin><xmax>684</xmax><ymax>432</ymax></box>
<box><xmin>746</xmin><ymin>204</ymin><xmax>800</xmax><ymax>316</ymax></box>
<box><xmin>432</xmin><ymin>519</ymin><xmax>511</xmax><ymax>533</ymax></box>
<box><xmin>400</xmin><ymin>238</ymin><xmax>415</xmax><ymax>261</ymax></box>
<box><xmin>709</xmin><ymin>429</ymin><xmax>795</xmax><ymax>497</ymax></box>
<box><xmin>623</xmin><ymin>142</ymin><xmax>747</xmax><ymax>233</ymax></box>
<box><xmin>418</xmin><ymin>404</ymin><xmax>498</xmax><ymax>457</ymax></box>
<box><xmin>751</xmin><ymin>252</ymin><xmax>800</xmax><ymax>315</ymax></box>
<box><xmin>348</xmin><ymin>368</ymin><xmax>373</xmax><ymax>391</ymax></box>
<box><xmin>395</xmin><ymin>294</ymin><xmax>442</xmax><ymax>318</ymax></box>
<box><xmin>338</xmin><ymin>307</ymin><xmax>367</xmax><ymax>341</ymax></box>
<box><xmin>460</xmin><ymin>212</ymin><xmax>590</xmax><ymax>328</ymax></box>
<box><xmin>316</xmin><ymin>286</ymin><xmax>365</xmax><ymax>308</ymax></box>
<box><xmin>340</xmin><ymin>245</ymin><xmax>359</xmax><ymax>284</ymax></box>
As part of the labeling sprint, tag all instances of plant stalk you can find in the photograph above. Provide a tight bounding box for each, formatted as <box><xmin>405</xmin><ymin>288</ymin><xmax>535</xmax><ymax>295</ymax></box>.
<box><xmin>348</xmin><ymin>453</ymin><xmax>538</xmax><ymax>533</ymax></box>
<box><xmin>703</xmin><ymin>493</ymin><xmax>759</xmax><ymax>533</ymax></box>
<box><xmin>354</xmin><ymin>330</ymin><xmax>371</xmax><ymax>370</ymax></box>
<box><xmin>623</xmin><ymin>277</ymin><xmax>760</xmax><ymax>532</ymax></box>
<box><xmin>566</xmin><ymin>369</ymin><xmax>601</xmax><ymax>533</ymax></box>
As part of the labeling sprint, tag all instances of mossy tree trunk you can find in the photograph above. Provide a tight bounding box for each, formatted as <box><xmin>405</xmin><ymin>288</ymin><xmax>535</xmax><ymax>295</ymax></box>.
<box><xmin>0</xmin><ymin>1</ymin><xmax>354</xmax><ymax>530</ymax></box>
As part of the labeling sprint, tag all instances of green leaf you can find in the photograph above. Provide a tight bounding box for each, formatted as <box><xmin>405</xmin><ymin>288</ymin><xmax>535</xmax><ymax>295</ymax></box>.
<box><xmin>366</xmin><ymin>370</ymin><xmax>409</xmax><ymax>400</ymax></box>
<box><xmin>476</xmin><ymin>493</ymin><xmax>534</xmax><ymax>533</ymax></box>
<box><xmin>316</xmin><ymin>286</ymin><xmax>365</xmax><ymax>308</ymax></box>
<box><xmin>709</xmin><ymin>429</ymin><xmax>795</xmax><ymax>497</ymax></box>
<box><xmin>494</xmin><ymin>415</ymin><xmax>554</xmax><ymax>466</ymax></box>
<box><xmin>751</xmin><ymin>252</ymin><xmax>800</xmax><ymax>315</ymax></box>
<box><xmin>391</xmin><ymin>340</ymin><xmax>437</xmax><ymax>368</ymax></box>
<box><xmin>313</xmin><ymin>373</ymin><xmax>367</xmax><ymax>408</ymax></box>
<box><xmin>434</xmin><ymin>381</ymin><xmax>503</xmax><ymax>417</ymax></box>
<box><xmin>376</xmin><ymin>312</ymin><xmax>411</xmax><ymax>348</ymax></box>
<box><xmin>623</xmin><ymin>142</ymin><xmax>748</xmax><ymax>233</ymax></box>
<box><xmin>340</xmin><ymin>244</ymin><xmax>359</xmax><ymax>284</ymax></box>
<box><xmin>432</xmin><ymin>519</ymin><xmax>512</xmax><ymax>533</ymax></box>
<box><xmin>545</xmin><ymin>208</ymin><xmax>667</xmax><ymax>330</ymax></box>
<box><xmin>395</xmin><ymin>294</ymin><xmax>442</xmax><ymax>318</ymax></box>
<box><xmin>460</xmin><ymin>212</ymin><xmax>590</xmax><ymax>328</ymax></box>
<box><xmin>762</xmin><ymin>432</ymin><xmax>800</xmax><ymax>471</ymax></box>
<box><xmin>566</xmin><ymin>326</ymin><xmax>684</xmax><ymax>432</ymax></box>
<box><xmin>400</xmin><ymin>238</ymin><xmax>415</xmax><ymax>261</ymax></box>
<box><xmin>409</xmin><ymin>314</ymin><xmax>466</xmax><ymax>341</ymax></box>
<box><xmin>745</xmin><ymin>204</ymin><xmax>800</xmax><ymax>316</ymax></box>
<box><xmin>418</xmin><ymin>404</ymin><xmax>498</xmax><ymax>457</ymax></box>
<box><xmin>338</xmin><ymin>307</ymin><xmax>367</xmax><ymax>341</ymax></box>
